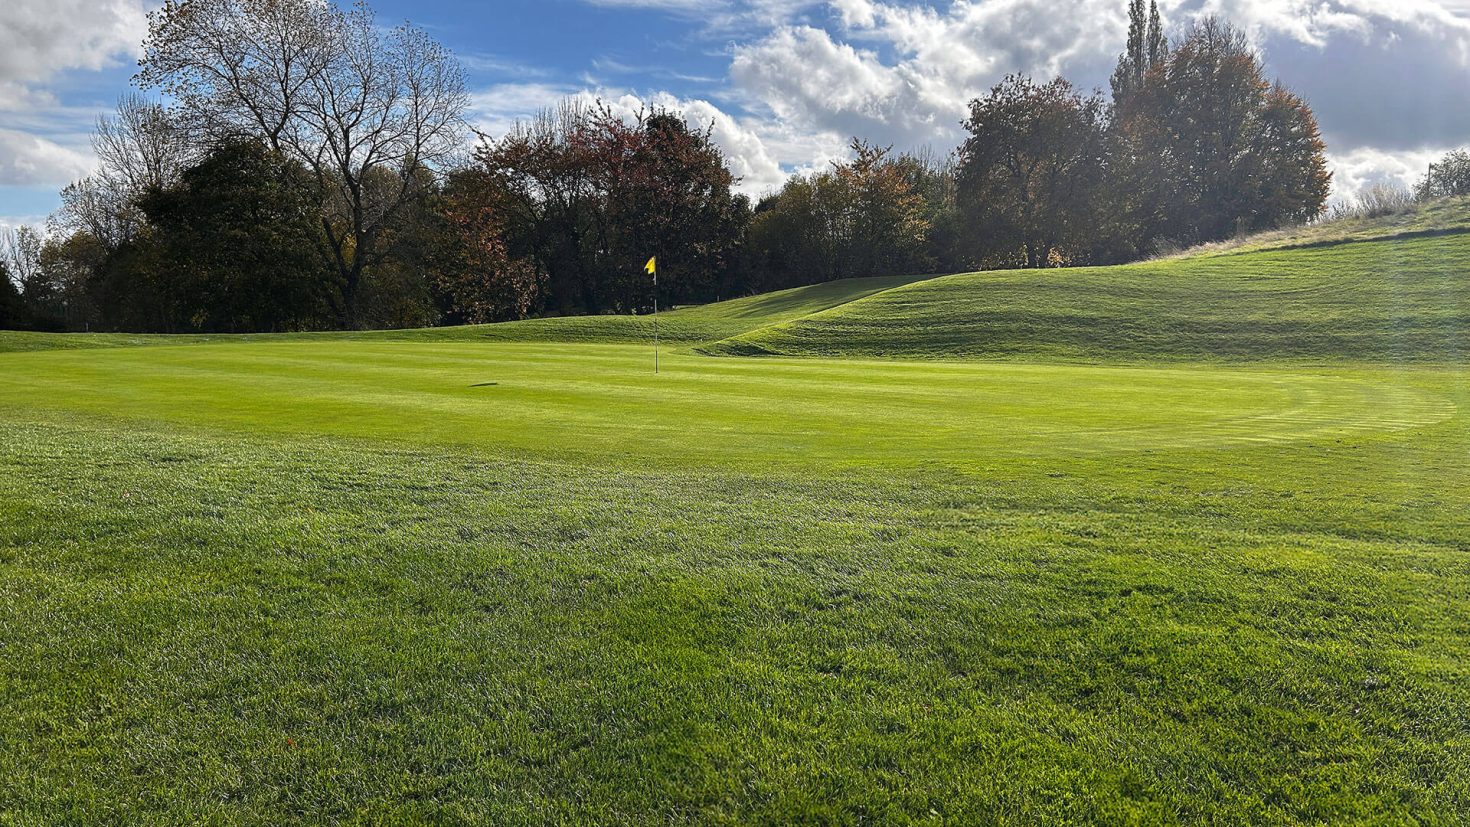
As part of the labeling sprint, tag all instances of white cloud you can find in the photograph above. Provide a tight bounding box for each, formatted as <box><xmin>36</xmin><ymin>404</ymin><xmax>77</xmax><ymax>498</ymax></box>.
<box><xmin>726</xmin><ymin>0</ymin><xmax>1130</xmax><ymax>168</ymax></box>
<box><xmin>0</xmin><ymin>215</ymin><xmax>47</xmax><ymax>234</ymax></box>
<box><xmin>715</xmin><ymin>0</ymin><xmax>1470</xmax><ymax>198</ymax></box>
<box><xmin>0</xmin><ymin>0</ymin><xmax>143</xmax><ymax>192</ymax></box>
<box><xmin>1327</xmin><ymin>146</ymin><xmax>1444</xmax><ymax>204</ymax></box>
<box><xmin>0</xmin><ymin>129</ymin><xmax>94</xmax><ymax>187</ymax></box>
<box><xmin>0</xmin><ymin>0</ymin><xmax>147</xmax><ymax>110</ymax></box>
<box><xmin>468</xmin><ymin>82</ymin><xmax>583</xmax><ymax>139</ymax></box>
<box><xmin>470</xmin><ymin>81</ymin><xmax>835</xmax><ymax>196</ymax></box>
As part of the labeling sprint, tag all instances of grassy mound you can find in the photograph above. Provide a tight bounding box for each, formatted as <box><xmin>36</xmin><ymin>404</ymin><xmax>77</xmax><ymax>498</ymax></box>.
<box><xmin>707</xmin><ymin>232</ymin><xmax>1470</xmax><ymax>362</ymax></box>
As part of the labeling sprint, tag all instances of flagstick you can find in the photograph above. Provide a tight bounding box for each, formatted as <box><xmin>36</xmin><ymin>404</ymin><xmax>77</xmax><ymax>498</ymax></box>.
<box><xmin>653</xmin><ymin>268</ymin><xmax>659</xmax><ymax>375</ymax></box>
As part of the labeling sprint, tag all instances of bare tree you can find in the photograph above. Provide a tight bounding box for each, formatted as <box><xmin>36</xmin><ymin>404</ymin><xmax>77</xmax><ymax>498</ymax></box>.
<box><xmin>137</xmin><ymin>0</ymin><xmax>469</xmax><ymax>326</ymax></box>
<box><xmin>93</xmin><ymin>93</ymin><xmax>194</xmax><ymax>195</ymax></box>
<box><xmin>137</xmin><ymin>0</ymin><xmax>333</xmax><ymax>151</ymax></box>
<box><xmin>53</xmin><ymin>94</ymin><xmax>193</xmax><ymax>247</ymax></box>
<box><xmin>0</xmin><ymin>226</ymin><xmax>46</xmax><ymax>301</ymax></box>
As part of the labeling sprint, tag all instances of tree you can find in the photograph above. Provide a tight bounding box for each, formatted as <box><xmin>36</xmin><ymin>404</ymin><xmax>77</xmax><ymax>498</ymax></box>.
<box><xmin>429</xmin><ymin>172</ymin><xmax>540</xmax><ymax>324</ymax></box>
<box><xmin>53</xmin><ymin>95</ymin><xmax>194</xmax><ymax>252</ymax></box>
<box><xmin>137</xmin><ymin>140</ymin><xmax>332</xmax><ymax>332</ymax></box>
<box><xmin>748</xmin><ymin>140</ymin><xmax>934</xmax><ymax>287</ymax></box>
<box><xmin>38</xmin><ymin>233</ymin><xmax>107</xmax><ymax>331</ymax></box>
<box><xmin>471</xmin><ymin>102</ymin><xmax>597</xmax><ymax>315</ymax></box>
<box><xmin>835</xmin><ymin>140</ymin><xmax>931</xmax><ymax>278</ymax></box>
<box><xmin>1122</xmin><ymin>18</ymin><xmax>1329</xmax><ymax>246</ymax></box>
<box><xmin>1111</xmin><ymin>0</ymin><xmax>1167</xmax><ymax>104</ymax></box>
<box><xmin>591</xmin><ymin>109</ymin><xmax>750</xmax><ymax>308</ymax></box>
<box><xmin>138</xmin><ymin>0</ymin><xmax>469</xmax><ymax>326</ymax></box>
<box><xmin>0</xmin><ymin>226</ymin><xmax>60</xmax><ymax>326</ymax></box>
<box><xmin>1417</xmin><ymin>150</ymin><xmax>1470</xmax><ymax>200</ymax></box>
<box><xmin>477</xmin><ymin>101</ymin><xmax>749</xmax><ymax>314</ymax></box>
<box><xmin>0</xmin><ymin>259</ymin><xmax>24</xmax><ymax>329</ymax></box>
<box><xmin>1147</xmin><ymin>2</ymin><xmax>1167</xmax><ymax>70</ymax></box>
<box><xmin>956</xmin><ymin>76</ymin><xmax>1108</xmax><ymax>268</ymax></box>
<box><xmin>1247</xmin><ymin>84</ymin><xmax>1331</xmax><ymax>228</ymax></box>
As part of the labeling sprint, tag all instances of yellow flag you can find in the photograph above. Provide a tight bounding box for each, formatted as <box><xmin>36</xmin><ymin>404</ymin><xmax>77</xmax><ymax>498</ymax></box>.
<box><xmin>645</xmin><ymin>256</ymin><xmax>657</xmax><ymax>276</ymax></box>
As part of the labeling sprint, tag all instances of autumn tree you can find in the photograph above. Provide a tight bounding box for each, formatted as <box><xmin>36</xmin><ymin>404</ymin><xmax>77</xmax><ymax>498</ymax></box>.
<box><xmin>478</xmin><ymin>101</ymin><xmax>748</xmax><ymax>314</ymax></box>
<box><xmin>477</xmin><ymin>102</ymin><xmax>602</xmax><ymax>314</ymax></box>
<box><xmin>593</xmin><ymin>110</ymin><xmax>750</xmax><ymax>308</ymax></box>
<box><xmin>428</xmin><ymin>170</ymin><xmax>541</xmax><ymax>324</ymax></box>
<box><xmin>1115</xmin><ymin>18</ymin><xmax>1329</xmax><ymax>247</ymax></box>
<box><xmin>1247</xmin><ymin>84</ymin><xmax>1332</xmax><ymax>228</ymax></box>
<box><xmin>956</xmin><ymin>76</ymin><xmax>1108</xmax><ymax>268</ymax></box>
<box><xmin>748</xmin><ymin>140</ymin><xmax>934</xmax><ymax>287</ymax></box>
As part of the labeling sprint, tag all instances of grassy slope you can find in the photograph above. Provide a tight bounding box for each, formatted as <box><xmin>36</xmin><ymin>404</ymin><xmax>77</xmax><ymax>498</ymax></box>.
<box><xmin>709</xmin><ymin>232</ymin><xmax>1470</xmax><ymax>362</ymax></box>
<box><xmin>0</xmin><ymin>272</ymin><xmax>933</xmax><ymax>354</ymax></box>
<box><xmin>1182</xmin><ymin>194</ymin><xmax>1470</xmax><ymax>256</ymax></box>
<box><xmin>2</xmin><ymin>214</ymin><xmax>1470</xmax><ymax>823</ymax></box>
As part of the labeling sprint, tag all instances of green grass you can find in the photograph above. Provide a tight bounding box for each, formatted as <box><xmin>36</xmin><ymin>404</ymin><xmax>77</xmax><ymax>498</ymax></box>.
<box><xmin>2</xmin><ymin>217</ymin><xmax>1469</xmax><ymax>823</ymax></box>
<box><xmin>710</xmin><ymin>233</ymin><xmax>1470</xmax><ymax>362</ymax></box>
<box><xmin>1185</xmin><ymin>194</ymin><xmax>1470</xmax><ymax>257</ymax></box>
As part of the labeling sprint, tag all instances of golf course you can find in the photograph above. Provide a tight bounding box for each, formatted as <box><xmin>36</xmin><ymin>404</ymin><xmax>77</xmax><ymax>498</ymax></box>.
<box><xmin>2</xmin><ymin>212</ymin><xmax>1469</xmax><ymax>823</ymax></box>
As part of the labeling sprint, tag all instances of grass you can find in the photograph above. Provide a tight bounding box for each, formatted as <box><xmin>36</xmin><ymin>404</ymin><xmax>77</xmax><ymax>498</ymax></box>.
<box><xmin>1179</xmin><ymin>194</ymin><xmax>1470</xmax><ymax>257</ymax></box>
<box><xmin>709</xmin><ymin>233</ymin><xmax>1470</xmax><ymax>362</ymax></box>
<box><xmin>2</xmin><ymin>216</ymin><xmax>1469</xmax><ymax>823</ymax></box>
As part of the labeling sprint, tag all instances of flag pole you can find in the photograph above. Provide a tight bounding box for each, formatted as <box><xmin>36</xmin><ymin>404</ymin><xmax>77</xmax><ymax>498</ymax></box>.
<box><xmin>646</xmin><ymin>256</ymin><xmax>659</xmax><ymax>374</ymax></box>
<box><xmin>653</xmin><ymin>265</ymin><xmax>659</xmax><ymax>375</ymax></box>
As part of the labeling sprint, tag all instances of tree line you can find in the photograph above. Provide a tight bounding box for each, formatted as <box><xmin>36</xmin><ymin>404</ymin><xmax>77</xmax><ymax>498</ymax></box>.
<box><xmin>0</xmin><ymin>0</ymin><xmax>1453</xmax><ymax>334</ymax></box>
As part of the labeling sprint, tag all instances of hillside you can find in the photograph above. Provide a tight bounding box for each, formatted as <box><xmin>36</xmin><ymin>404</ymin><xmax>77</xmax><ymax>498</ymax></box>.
<box><xmin>708</xmin><ymin>229</ymin><xmax>1470</xmax><ymax>363</ymax></box>
<box><xmin>1179</xmin><ymin>194</ymin><xmax>1470</xmax><ymax>257</ymax></box>
<box><xmin>0</xmin><ymin>273</ymin><xmax>934</xmax><ymax>354</ymax></box>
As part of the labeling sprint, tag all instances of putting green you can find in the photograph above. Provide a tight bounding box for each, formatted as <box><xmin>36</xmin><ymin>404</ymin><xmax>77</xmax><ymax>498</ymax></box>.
<box><xmin>0</xmin><ymin>341</ymin><xmax>1452</xmax><ymax>469</ymax></box>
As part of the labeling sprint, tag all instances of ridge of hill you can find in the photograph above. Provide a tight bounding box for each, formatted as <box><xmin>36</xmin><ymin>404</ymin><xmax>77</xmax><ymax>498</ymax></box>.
<box><xmin>1173</xmin><ymin>195</ymin><xmax>1470</xmax><ymax>259</ymax></box>
<box><xmin>706</xmin><ymin>229</ymin><xmax>1470</xmax><ymax>363</ymax></box>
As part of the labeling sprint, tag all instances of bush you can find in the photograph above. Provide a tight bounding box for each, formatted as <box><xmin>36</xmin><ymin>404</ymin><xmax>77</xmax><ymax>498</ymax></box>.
<box><xmin>1416</xmin><ymin>149</ymin><xmax>1470</xmax><ymax>200</ymax></box>
<box><xmin>1329</xmin><ymin>184</ymin><xmax>1417</xmax><ymax>221</ymax></box>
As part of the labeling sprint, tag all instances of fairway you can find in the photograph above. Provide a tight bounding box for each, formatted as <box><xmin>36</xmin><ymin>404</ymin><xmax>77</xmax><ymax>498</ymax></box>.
<box><xmin>3</xmin><ymin>233</ymin><xmax>1470</xmax><ymax>824</ymax></box>
<box><xmin>0</xmin><ymin>342</ymin><xmax>1454</xmax><ymax>465</ymax></box>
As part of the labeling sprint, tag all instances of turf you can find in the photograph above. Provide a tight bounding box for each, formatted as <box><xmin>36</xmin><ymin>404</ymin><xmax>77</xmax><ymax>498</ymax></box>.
<box><xmin>708</xmin><ymin>233</ymin><xmax>1470</xmax><ymax>362</ymax></box>
<box><xmin>2</xmin><ymin>214</ymin><xmax>1469</xmax><ymax>824</ymax></box>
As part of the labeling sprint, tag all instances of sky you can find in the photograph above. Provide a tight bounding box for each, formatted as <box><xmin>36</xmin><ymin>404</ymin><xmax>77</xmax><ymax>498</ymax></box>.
<box><xmin>3</xmin><ymin>0</ymin><xmax>1470</xmax><ymax>230</ymax></box>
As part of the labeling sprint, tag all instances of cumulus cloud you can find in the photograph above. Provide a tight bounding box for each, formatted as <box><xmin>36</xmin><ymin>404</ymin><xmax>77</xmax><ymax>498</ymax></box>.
<box><xmin>0</xmin><ymin>0</ymin><xmax>145</xmax><ymax>190</ymax></box>
<box><xmin>718</xmin><ymin>0</ymin><xmax>1470</xmax><ymax>199</ymax></box>
<box><xmin>0</xmin><ymin>129</ymin><xmax>94</xmax><ymax>187</ymax></box>
<box><xmin>0</xmin><ymin>0</ymin><xmax>147</xmax><ymax>110</ymax></box>
<box><xmin>731</xmin><ymin>0</ymin><xmax>1131</xmax><ymax>151</ymax></box>
<box><xmin>1327</xmin><ymin>146</ymin><xmax>1446</xmax><ymax>204</ymax></box>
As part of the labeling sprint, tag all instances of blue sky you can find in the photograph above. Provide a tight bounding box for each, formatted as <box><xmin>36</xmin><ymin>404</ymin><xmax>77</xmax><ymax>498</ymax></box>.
<box><xmin>4</xmin><ymin>0</ymin><xmax>1470</xmax><ymax>229</ymax></box>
